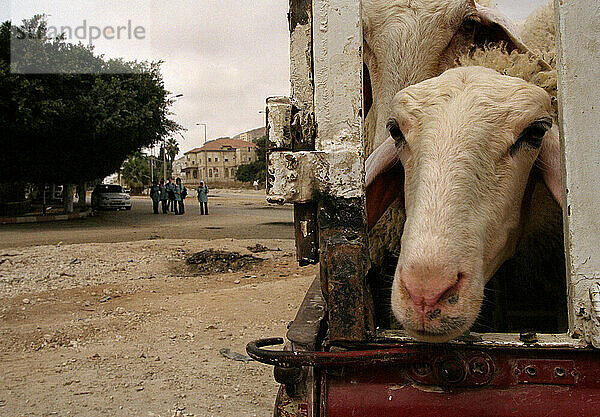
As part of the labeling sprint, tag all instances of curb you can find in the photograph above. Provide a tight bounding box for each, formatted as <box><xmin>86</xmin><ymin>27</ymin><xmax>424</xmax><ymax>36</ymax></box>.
<box><xmin>0</xmin><ymin>210</ymin><xmax>94</xmax><ymax>225</ymax></box>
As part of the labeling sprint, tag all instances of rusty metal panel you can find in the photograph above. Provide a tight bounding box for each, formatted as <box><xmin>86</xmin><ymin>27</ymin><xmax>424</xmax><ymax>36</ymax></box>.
<box><xmin>318</xmin><ymin>196</ymin><xmax>373</xmax><ymax>341</ymax></box>
<box><xmin>287</xmin><ymin>276</ymin><xmax>326</xmax><ymax>348</ymax></box>
<box><xmin>515</xmin><ymin>359</ymin><xmax>576</xmax><ymax>385</ymax></box>
<box><xmin>269</xmin><ymin>0</ymin><xmax>372</xmax><ymax>340</ymax></box>
<box><xmin>293</xmin><ymin>204</ymin><xmax>319</xmax><ymax>266</ymax></box>
<box><xmin>322</xmin><ymin>348</ymin><xmax>600</xmax><ymax>417</ymax></box>
<box><xmin>311</xmin><ymin>0</ymin><xmax>371</xmax><ymax>342</ymax></box>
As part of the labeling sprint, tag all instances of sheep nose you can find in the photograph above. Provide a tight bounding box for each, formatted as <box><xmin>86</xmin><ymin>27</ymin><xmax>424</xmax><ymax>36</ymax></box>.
<box><xmin>400</xmin><ymin>267</ymin><xmax>463</xmax><ymax>313</ymax></box>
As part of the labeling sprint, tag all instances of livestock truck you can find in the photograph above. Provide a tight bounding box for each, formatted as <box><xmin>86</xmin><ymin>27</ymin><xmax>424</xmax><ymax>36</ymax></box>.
<box><xmin>247</xmin><ymin>0</ymin><xmax>600</xmax><ymax>416</ymax></box>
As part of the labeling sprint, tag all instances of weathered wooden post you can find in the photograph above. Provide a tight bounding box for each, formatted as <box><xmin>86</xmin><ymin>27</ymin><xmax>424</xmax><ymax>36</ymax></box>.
<box><xmin>554</xmin><ymin>0</ymin><xmax>600</xmax><ymax>348</ymax></box>
<box><xmin>267</xmin><ymin>0</ymin><xmax>373</xmax><ymax>343</ymax></box>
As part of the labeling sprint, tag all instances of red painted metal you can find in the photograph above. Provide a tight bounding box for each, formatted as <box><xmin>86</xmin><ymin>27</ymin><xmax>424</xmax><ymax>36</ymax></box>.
<box><xmin>323</xmin><ymin>347</ymin><xmax>600</xmax><ymax>417</ymax></box>
<box><xmin>250</xmin><ymin>337</ymin><xmax>600</xmax><ymax>416</ymax></box>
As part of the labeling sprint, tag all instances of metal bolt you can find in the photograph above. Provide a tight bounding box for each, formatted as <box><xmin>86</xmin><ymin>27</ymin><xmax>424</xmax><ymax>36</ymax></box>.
<box><xmin>519</xmin><ymin>331</ymin><xmax>538</xmax><ymax>344</ymax></box>
<box><xmin>438</xmin><ymin>358</ymin><xmax>466</xmax><ymax>383</ymax></box>
<box><xmin>525</xmin><ymin>366</ymin><xmax>537</xmax><ymax>377</ymax></box>
<box><xmin>413</xmin><ymin>362</ymin><xmax>432</xmax><ymax>377</ymax></box>
<box><xmin>470</xmin><ymin>360</ymin><xmax>486</xmax><ymax>375</ymax></box>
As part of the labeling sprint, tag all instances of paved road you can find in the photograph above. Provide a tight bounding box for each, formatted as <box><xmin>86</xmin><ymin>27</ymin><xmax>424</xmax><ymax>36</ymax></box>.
<box><xmin>0</xmin><ymin>190</ymin><xmax>294</xmax><ymax>249</ymax></box>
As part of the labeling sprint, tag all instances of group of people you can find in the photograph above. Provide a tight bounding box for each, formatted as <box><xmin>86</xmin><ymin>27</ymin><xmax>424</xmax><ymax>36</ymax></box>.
<box><xmin>149</xmin><ymin>178</ymin><xmax>186</xmax><ymax>215</ymax></box>
<box><xmin>149</xmin><ymin>178</ymin><xmax>209</xmax><ymax>216</ymax></box>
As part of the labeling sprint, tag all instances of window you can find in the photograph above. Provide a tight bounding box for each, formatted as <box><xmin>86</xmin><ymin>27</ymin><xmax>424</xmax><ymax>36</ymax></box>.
<box><xmin>215</xmin><ymin>157</ymin><xmax>218</xmax><ymax>162</ymax></box>
<box><xmin>208</xmin><ymin>168</ymin><xmax>212</xmax><ymax>177</ymax></box>
<box><xmin>208</xmin><ymin>158</ymin><xmax>211</xmax><ymax>162</ymax></box>
<box><xmin>224</xmin><ymin>168</ymin><xmax>229</xmax><ymax>178</ymax></box>
<box><xmin>214</xmin><ymin>168</ymin><xmax>219</xmax><ymax>178</ymax></box>
<box><xmin>96</xmin><ymin>184</ymin><xmax>123</xmax><ymax>193</ymax></box>
<box><xmin>193</xmin><ymin>169</ymin><xmax>198</xmax><ymax>179</ymax></box>
<box><xmin>225</xmin><ymin>158</ymin><xmax>228</xmax><ymax>162</ymax></box>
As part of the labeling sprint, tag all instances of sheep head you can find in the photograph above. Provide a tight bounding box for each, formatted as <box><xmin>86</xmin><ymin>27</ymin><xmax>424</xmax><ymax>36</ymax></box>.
<box><xmin>366</xmin><ymin>67</ymin><xmax>562</xmax><ymax>342</ymax></box>
<box><xmin>362</xmin><ymin>0</ymin><xmax>536</xmax><ymax>154</ymax></box>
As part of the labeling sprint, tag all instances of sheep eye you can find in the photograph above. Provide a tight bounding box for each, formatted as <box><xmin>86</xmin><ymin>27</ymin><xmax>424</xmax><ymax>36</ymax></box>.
<box><xmin>509</xmin><ymin>119</ymin><xmax>552</xmax><ymax>156</ymax></box>
<box><xmin>461</xmin><ymin>18</ymin><xmax>477</xmax><ymax>33</ymax></box>
<box><xmin>386</xmin><ymin>119</ymin><xmax>405</xmax><ymax>143</ymax></box>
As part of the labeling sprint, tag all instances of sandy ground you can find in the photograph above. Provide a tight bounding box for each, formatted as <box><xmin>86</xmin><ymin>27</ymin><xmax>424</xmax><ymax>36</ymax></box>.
<box><xmin>0</xmin><ymin>237</ymin><xmax>318</xmax><ymax>416</ymax></box>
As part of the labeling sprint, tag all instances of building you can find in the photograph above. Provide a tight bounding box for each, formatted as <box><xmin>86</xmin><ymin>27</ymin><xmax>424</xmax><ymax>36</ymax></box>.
<box><xmin>232</xmin><ymin>127</ymin><xmax>265</xmax><ymax>143</ymax></box>
<box><xmin>172</xmin><ymin>156</ymin><xmax>186</xmax><ymax>180</ymax></box>
<box><xmin>183</xmin><ymin>138</ymin><xmax>257</xmax><ymax>187</ymax></box>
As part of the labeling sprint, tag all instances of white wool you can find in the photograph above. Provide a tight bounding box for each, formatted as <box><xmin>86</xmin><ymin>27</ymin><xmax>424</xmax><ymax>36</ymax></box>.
<box><xmin>369</xmin><ymin>1</ymin><xmax>559</xmax><ymax>265</ymax></box>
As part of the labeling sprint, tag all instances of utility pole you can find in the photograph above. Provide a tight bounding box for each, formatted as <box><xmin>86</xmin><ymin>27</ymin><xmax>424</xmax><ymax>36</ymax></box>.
<box><xmin>196</xmin><ymin>123</ymin><xmax>207</xmax><ymax>181</ymax></box>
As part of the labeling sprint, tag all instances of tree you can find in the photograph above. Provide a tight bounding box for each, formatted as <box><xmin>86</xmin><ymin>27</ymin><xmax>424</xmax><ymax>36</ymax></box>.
<box><xmin>235</xmin><ymin>135</ymin><xmax>266</xmax><ymax>183</ymax></box>
<box><xmin>121</xmin><ymin>152</ymin><xmax>151</xmax><ymax>192</ymax></box>
<box><xmin>0</xmin><ymin>16</ymin><xmax>182</xmax><ymax>185</ymax></box>
<box><xmin>164</xmin><ymin>137</ymin><xmax>180</xmax><ymax>173</ymax></box>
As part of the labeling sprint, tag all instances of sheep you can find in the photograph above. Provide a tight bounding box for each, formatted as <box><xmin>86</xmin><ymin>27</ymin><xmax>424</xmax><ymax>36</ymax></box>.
<box><xmin>361</xmin><ymin>0</ymin><xmax>539</xmax><ymax>156</ymax></box>
<box><xmin>365</xmin><ymin>66</ymin><xmax>563</xmax><ymax>342</ymax></box>
<box><xmin>363</xmin><ymin>3</ymin><xmax>563</xmax><ymax>331</ymax></box>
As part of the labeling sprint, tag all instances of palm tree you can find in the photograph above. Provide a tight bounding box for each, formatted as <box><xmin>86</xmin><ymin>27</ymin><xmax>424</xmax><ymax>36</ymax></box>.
<box><xmin>165</xmin><ymin>137</ymin><xmax>180</xmax><ymax>173</ymax></box>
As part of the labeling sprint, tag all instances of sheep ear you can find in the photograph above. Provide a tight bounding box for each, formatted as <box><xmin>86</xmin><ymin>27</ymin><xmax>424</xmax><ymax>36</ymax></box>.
<box><xmin>365</xmin><ymin>137</ymin><xmax>404</xmax><ymax>230</ymax></box>
<box><xmin>473</xmin><ymin>2</ymin><xmax>552</xmax><ymax>70</ymax></box>
<box><xmin>537</xmin><ymin>124</ymin><xmax>563</xmax><ymax>208</ymax></box>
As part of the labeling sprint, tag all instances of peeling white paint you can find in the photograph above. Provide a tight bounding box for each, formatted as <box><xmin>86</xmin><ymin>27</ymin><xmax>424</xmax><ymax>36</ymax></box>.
<box><xmin>555</xmin><ymin>0</ymin><xmax>600</xmax><ymax>347</ymax></box>
<box><xmin>267</xmin><ymin>96</ymin><xmax>293</xmax><ymax>149</ymax></box>
<box><xmin>377</xmin><ymin>330</ymin><xmax>589</xmax><ymax>349</ymax></box>
<box><xmin>313</xmin><ymin>0</ymin><xmax>364</xmax><ymax>152</ymax></box>
<box><xmin>290</xmin><ymin>24</ymin><xmax>313</xmax><ymax>108</ymax></box>
<box><xmin>267</xmin><ymin>149</ymin><xmax>363</xmax><ymax>202</ymax></box>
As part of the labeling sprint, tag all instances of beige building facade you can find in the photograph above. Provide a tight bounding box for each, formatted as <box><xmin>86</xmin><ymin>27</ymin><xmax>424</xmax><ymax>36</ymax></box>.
<box><xmin>183</xmin><ymin>138</ymin><xmax>257</xmax><ymax>187</ymax></box>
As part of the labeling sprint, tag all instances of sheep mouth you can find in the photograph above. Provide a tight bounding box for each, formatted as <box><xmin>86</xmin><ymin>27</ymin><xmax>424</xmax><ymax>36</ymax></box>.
<box><xmin>405</xmin><ymin>316</ymin><xmax>471</xmax><ymax>343</ymax></box>
<box><xmin>391</xmin><ymin>277</ymin><xmax>482</xmax><ymax>342</ymax></box>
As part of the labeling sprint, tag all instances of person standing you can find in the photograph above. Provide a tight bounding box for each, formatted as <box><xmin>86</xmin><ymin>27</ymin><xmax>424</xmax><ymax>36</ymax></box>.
<box><xmin>159</xmin><ymin>179</ymin><xmax>168</xmax><ymax>214</ymax></box>
<box><xmin>197</xmin><ymin>181</ymin><xmax>209</xmax><ymax>215</ymax></box>
<box><xmin>149</xmin><ymin>180</ymin><xmax>160</xmax><ymax>214</ymax></box>
<box><xmin>175</xmin><ymin>178</ymin><xmax>185</xmax><ymax>215</ymax></box>
<box><xmin>166</xmin><ymin>178</ymin><xmax>176</xmax><ymax>213</ymax></box>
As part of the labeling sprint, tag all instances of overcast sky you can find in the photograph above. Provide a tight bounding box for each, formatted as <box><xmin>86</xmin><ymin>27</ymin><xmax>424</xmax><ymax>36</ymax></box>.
<box><xmin>3</xmin><ymin>0</ymin><xmax>549</xmax><ymax>155</ymax></box>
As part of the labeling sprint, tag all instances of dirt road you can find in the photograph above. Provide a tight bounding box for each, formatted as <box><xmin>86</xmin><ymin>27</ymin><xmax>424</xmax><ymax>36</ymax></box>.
<box><xmin>0</xmin><ymin>191</ymin><xmax>317</xmax><ymax>417</ymax></box>
<box><xmin>0</xmin><ymin>190</ymin><xmax>294</xmax><ymax>249</ymax></box>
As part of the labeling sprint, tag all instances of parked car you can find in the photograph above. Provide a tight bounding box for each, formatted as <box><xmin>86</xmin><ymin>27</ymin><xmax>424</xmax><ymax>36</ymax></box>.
<box><xmin>91</xmin><ymin>184</ymin><xmax>132</xmax><ymax>210</ymax></box>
